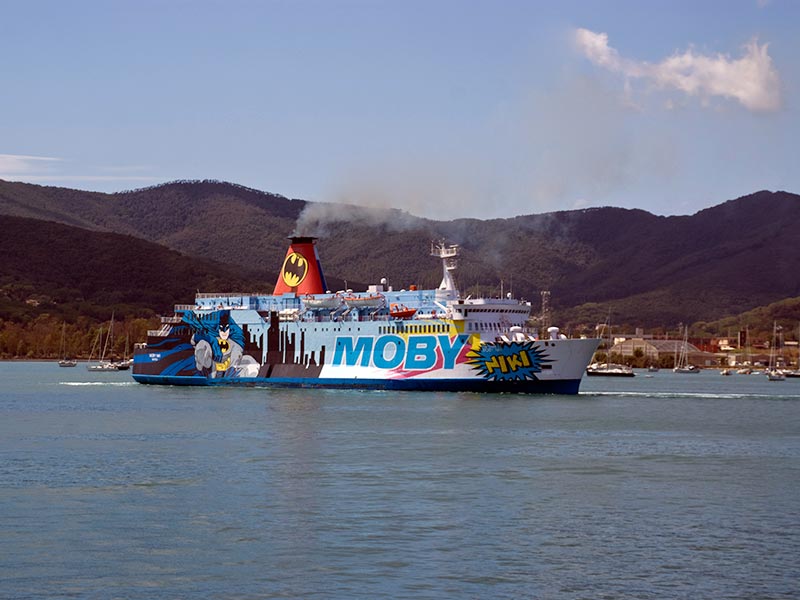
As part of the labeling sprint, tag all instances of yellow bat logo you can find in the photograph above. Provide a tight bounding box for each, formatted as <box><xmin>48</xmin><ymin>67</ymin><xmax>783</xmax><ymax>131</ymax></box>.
<box><xmin>281</xmin><ymin>252</ymin><xmax>309</xmax><ymax>287</ymax></box>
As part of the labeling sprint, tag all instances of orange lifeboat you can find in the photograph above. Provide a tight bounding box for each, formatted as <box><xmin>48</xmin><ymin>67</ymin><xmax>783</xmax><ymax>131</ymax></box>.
<box><xmin>389</xmin><ymin>303</ymin><xmax>417</xmax><ymax>319</ymax></box>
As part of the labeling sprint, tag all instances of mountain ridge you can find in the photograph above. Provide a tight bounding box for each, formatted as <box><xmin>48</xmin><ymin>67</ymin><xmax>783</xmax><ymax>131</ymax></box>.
<box><xmin>1</xmin><ymin>179</ymin><xmax>798</xmax><ymax>331</ymax></box>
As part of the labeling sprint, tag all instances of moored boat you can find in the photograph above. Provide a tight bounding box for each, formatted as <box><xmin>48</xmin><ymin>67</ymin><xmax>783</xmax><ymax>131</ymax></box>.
<box><xmin>586</xmin><ymin>318</ymin><xmax>635</xmax><ymax>377</ymax></box>
<box><xmin>132</xmin><ymin>237</ymin><xmax>600</xmax><ymax>393</ymax></box>
<box><xmin>57</xmin><ymin>323</ymin><xmax>77</xmax><ymax>367</ymax></box>
<box><xmin>87</xmin><ymin>321</ymin><xmax>120</xmax><ymax>372</ymax></box>
<box><xmin>586</xmin><ymin>362</ymin><xmax>635</xmax><ymax>377</ymax></box>
<box><xmin>766</xmin><ymin>369</ymin><xmax>785</xmax><ymax>381</ymax></box>
<box><xmin>673</xmin><ymin>326</ymin><xmax>700</xmax><ymax>373</ymax></box>
<box><xmin>766</xmin><ymin>322</ymin><xmax>785</xmax><ymax>381</ymax></box>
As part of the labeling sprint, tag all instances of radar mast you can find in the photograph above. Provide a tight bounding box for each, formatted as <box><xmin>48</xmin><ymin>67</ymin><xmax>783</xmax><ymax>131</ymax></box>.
<box><xmin>431</xmin><ymin>240</ymin><xmax>459</xmax><ymax>292</ymax></box>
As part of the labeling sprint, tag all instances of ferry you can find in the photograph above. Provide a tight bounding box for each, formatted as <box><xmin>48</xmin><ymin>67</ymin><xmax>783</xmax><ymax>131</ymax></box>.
<box><xmin>132</xmin><ymin>237</ymin><xmax>599</xmax><ymax>393</ymax></box>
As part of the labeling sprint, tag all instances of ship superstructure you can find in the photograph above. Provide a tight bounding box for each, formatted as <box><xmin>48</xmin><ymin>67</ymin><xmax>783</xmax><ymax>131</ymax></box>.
<box><xmin>132</xmin><ymin>236</ymin><xmax>599</xmax><ymax>393</ymax></box>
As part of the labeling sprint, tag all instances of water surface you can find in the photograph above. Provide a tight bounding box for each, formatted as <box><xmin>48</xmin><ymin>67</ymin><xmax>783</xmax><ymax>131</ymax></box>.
<box><xmin>1</xmin><ymin>363</ymin><xmax>798</xmax><ymax>598</ymax></box>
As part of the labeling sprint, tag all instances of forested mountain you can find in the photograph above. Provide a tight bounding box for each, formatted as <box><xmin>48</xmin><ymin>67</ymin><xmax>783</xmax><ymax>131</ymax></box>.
<box><xmin>1</xmin><ymin>178</ymin><xmax>799</xmax><ymax>335</ymax></box>
<box><xmin>0</xmin><ymin>214</ymin><xmax>260</xmax><ymax>322</ymax></box>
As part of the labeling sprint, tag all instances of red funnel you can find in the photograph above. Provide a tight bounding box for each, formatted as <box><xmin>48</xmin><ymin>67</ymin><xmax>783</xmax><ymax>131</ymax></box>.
<box><xmin>273</xmin><ymin>237</ymin><xmax>328</xmax><ymax>295</ymax></box>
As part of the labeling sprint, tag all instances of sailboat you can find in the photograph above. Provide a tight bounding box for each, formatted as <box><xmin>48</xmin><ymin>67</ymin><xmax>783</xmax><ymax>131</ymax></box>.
<box><xmin>766</xmin><ymin>321</ymin><xmax>785</xmax><ymax>381</ymax></box>
<box><xmin>113</xmin><ymin>333</ymin><xmax>133</xmax><ymax>370</ymax></box>
<box><xmin>87</xmin><ymin>315</ymin><xmax>120</xmax><ymax>372</ymax></box>
<box><xmin>57</xmin><ymin>322</ymin><xmax>77</xmax><ymax>367</ymax></box>
<box><xmin>673</xmin><ymin>326</ymin><xmax>699</xmax><ymax>373</ymax></box>
<box><xmin>586</xmin><ymin>319</ymin><xmax>635</xmax><ymax>377</ymax></box>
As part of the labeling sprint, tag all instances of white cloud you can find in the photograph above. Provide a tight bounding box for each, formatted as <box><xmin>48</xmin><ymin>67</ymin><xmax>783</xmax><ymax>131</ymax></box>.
<box><xmin>6</xmin><ymin>175</ymin><xmax>159</xmax><ymax>183</ymax></box>
<box><xmin>574</xmin><ymin>28</ymin><xmax>782</xmax><ymax>112</ymax></box>
<box><xmin>0</xmin><ymin>153</ymin><xmax>62</xmax><ymax>174</ymax></box>
<box><xmin>0</xmin><ymin>153</ymin><xmax>159</xmax><ymax>186</ymax></box>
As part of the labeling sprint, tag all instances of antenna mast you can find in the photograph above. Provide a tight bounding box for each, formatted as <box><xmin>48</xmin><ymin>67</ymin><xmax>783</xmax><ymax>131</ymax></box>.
<box><xmin>540</xmin><ymin>290</ymin><xmax>551</xmax><ymax>330</ymax></box>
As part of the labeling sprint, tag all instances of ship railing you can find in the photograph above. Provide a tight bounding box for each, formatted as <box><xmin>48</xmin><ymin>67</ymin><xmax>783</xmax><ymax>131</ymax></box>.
<box><xmin>147</xmin><ymin>324</ymin><xmax>173</xmax><ymax>337</ymax></box>
<box><xmin>194</xmin><ymin>292</ymin><xmax>265</xmax><ymax>299</ymax></box>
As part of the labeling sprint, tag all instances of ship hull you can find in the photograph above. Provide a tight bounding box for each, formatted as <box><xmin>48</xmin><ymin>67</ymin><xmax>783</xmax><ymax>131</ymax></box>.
<box><xmin>131</xmin><ymin>372</ymin><xmax>584</xmax><ymax>394</ymax></box>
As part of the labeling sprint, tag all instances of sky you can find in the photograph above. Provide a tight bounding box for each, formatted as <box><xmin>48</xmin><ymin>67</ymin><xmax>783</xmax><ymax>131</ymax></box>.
<box><xmin>1</xmin><ymin>0</ymin><xmax>798</xmax><ymax>220</ymax></box>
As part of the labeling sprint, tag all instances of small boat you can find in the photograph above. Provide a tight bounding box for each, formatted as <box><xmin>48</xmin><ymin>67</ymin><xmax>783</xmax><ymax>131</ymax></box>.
<box><xmin>57</xmin><ymin>323</ymin><xmax>77</xmax><ymax>367</ymax></box>
<box><xmin>88</xmin><ymin>361</ymin><xmax>120</xmax><ymax>372</ymax></box>
<box><xmin>112</xmin><ymin>335</ymin><xmax>132</xmax><ymax>370</ymax></box>
<box><xmin>720</xmin><ymin>368</ymin><xmax>732</xmax><ymax>376</ymax></box>
<box><xmin>766</xmin><ymin>322</ymin><xmax>785</xmax><ymax>381</ymax></box>
<box><xmin>87</xmin><ymin>318</ymin><xmax>120</xmax><ymax>372</ymax></box>
<box><xmin>766</xmin><ymin>369</ymin><xmax>785</xmax><ymax>381</ymax></box>
<box><xmin>586</xmin><ymin>362</ymin><xmax>635</xmax><ymax>377</ymax></box>
<box><xmin>113</xmin><ymin>358</ymin><xmax>133</xmax><ymax>371</ymax></box>
<box><xmin>587</xmin><ymin>318</ymin><xmax>634</xmax><ymax>377</ymax></box>
<box><xmin>673</xmin><ymin>326</ymin><xmax>700</xmax><ymax>373</ymax></box>
<box><xmin>343</xmin><ymin>293</ymin><xmax>385</xmax><ymax>308</ymax></box>
<box><xmin>389</xmin><ymin>303</ymin><xmax>417</xmax><ymax>319</ymax></box>
<box><xmin>647</xmin><ymin>365</ymin><xmax>659</xmax><ymax>372</ymax></box>
<box><xmin>303</xmin><ymin>293</ymin><xmax>342</xmax><ymax>310</ymax></box>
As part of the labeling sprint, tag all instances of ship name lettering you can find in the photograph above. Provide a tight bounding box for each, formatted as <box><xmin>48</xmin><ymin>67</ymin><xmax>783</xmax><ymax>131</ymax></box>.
<box><xmin>333</xmin><ymin>335</ymin><xmax>469</xmax><ymax>370</ymax></box>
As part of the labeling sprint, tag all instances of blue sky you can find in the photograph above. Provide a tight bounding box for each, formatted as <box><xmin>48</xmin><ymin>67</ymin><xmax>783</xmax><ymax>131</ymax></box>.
<box><xmin>1</xmin><ymin>0</ymin><xmax>798</xmax><ymax>219</ymax></box>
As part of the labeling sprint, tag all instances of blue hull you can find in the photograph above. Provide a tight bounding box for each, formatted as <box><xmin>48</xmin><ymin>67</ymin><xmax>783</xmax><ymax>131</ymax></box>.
<box><xmin>132</xmin><ymin>373</ymin><xmax>584</xmax><ymax>395</ymax></box>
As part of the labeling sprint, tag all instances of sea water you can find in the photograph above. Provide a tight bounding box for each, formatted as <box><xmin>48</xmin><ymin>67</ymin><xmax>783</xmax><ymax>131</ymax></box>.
<box><xmin>1</xmin><ymin>363</ymin><xmax>798</xmax><ymax>599</ymax></box>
